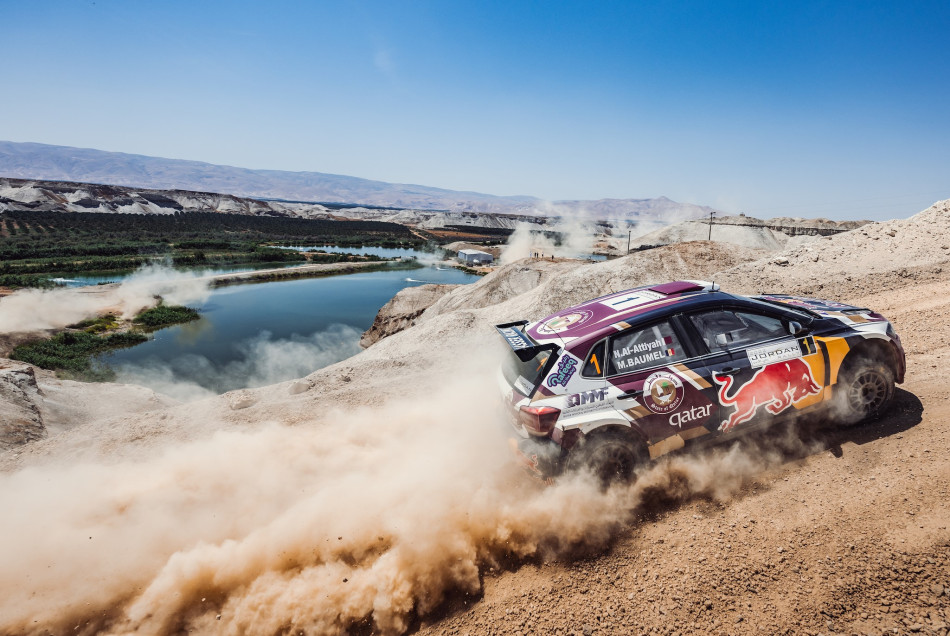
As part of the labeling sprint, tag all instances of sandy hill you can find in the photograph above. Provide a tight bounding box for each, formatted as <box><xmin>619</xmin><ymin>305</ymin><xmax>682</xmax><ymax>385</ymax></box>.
<box><xmin>627</xmin><ymin>214</ymin><xmax>870</xmax><ymax>252</ymax></box>
<box><xmin>0</xmin><ymin>200</ymin><xmax>948</xmax><ymax>635</ymax></box>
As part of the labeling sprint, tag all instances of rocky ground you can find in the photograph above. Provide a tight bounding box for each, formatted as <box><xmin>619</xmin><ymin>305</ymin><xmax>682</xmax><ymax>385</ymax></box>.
<box><xmin>0</xmin><ymin>200</ymin><xmax>948</xmax><ymax>635</ymax></box>
<box><xmin>415</xmin><ymin>277</ymin><xmax>950</xmax><ymax>636</ymax></box>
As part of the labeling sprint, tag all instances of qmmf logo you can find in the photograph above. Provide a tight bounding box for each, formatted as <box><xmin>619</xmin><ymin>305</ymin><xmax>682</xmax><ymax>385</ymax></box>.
<box><xmin>642</xmin><ymin>370</ymin><xmax>684</xmax><ymax>414</ymax></box>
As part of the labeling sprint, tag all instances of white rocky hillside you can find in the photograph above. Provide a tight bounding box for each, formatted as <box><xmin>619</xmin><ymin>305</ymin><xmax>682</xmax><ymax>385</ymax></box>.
<box><xmin>0</xmin><ymin>177</ymin><xmax>334</xmax><ymax>217</ymax></box>
<box><xmin>624</xmin><ymin>213</ymin><xmax>869</xmax><ymax>252</ymax></box>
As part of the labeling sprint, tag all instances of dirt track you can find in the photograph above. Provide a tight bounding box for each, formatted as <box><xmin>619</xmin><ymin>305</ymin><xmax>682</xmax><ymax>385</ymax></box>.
<box><xmin>1</xmin><ymin>202</ymin><xmax>949</xmax><ymax>635</ymax></box>
<box><xmin>415</xmin><ymin>279</ymin><xmax>950</xmax><ymax>636</ymax></box>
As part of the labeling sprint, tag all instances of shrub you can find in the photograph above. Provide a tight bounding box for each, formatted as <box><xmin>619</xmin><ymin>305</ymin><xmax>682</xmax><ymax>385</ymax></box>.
<box><xmin>133</xmin><ymin>305</ymin><xmax>200</xmax><ymax>328</ymax></box>
<box><xmin>11</xmin><ymin>331</ymin><xmax>147</xmax><ymax>381</ymax></box>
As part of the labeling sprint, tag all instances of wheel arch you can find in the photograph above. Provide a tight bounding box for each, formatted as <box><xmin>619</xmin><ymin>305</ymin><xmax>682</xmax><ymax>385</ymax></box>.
<box><xmin>837</xmin><ymin>337</ymin><xmax>901</xmax><ymax>384</ymax></box>
<box><xmin>578</xmin><ymin>422</ymin><xmax>650</xmax><ymax>459</ymax></box>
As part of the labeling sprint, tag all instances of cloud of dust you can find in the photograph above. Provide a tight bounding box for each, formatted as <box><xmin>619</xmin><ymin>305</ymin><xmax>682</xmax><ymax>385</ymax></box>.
<box><xmin>0</xmin><ymin>264</ymin><xmax>211</xmax><ymax>332</ymax></box>
<box><xmin>499</xmin><ymin>200</ymin><xmax>705</xmax><ymax>264</ymax></box>
<box><xmin>0</xmin><ymin>345</ymin><xmax>811</xmax><ymax>636</ymax></box>
<box><xmin>115</xmin><ymin>325</ymin><xmax>364</xmax><ymax>400</ymax></box>
<box><xmin>499</xmin><ymin>218</ymin><xmax>599</xmax><ymax>265</ymax></box>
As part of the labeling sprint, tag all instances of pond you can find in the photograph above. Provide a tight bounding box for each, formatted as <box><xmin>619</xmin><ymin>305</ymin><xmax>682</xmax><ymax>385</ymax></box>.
<box><xmin>103</xmin><ymin>263</ymin><xmax>479</xmax><ymax>400</ymax></box>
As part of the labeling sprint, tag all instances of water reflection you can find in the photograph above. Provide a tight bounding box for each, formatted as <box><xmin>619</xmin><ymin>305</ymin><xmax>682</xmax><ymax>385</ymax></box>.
<box><xmin>104</xmin><ymin>264</ymin><xmax>479</xmax><ymax>398</ymax></box>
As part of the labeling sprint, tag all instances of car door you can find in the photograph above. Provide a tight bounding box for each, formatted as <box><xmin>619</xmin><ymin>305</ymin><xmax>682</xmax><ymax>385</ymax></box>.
<box><xmin>604</xmin><ymin>319</ymin><xmax>720</xmax><ymax>456</ymax></box>
<box><xmin>683</xmin><ymin>307</ymin><xmax>826</xmax><ymax>433</ymax></box>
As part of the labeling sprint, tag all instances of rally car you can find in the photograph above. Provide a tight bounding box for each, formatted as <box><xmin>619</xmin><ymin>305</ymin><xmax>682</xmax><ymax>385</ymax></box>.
<box><xmin>496</xmin><ymin>280</ymin><xmax>905</xmax><ymax>484</ymax></box>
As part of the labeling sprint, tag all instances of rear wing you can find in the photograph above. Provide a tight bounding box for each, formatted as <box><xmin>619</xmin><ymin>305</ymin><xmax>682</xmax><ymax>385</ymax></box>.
<box><xmin>495</xmin><ymin>320</ymin><xmax>560</xmax><ymax>362</ymax></box>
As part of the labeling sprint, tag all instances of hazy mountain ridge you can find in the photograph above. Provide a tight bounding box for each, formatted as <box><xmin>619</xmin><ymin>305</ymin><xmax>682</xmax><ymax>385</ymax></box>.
<box><xmin>0</xmin><ymin>141</ymin><xmax>715</xmax><ymax>220</ymax></box>
<box><xmin>0</xmin><ymin>177</ymin><xmax>557</xmax><ymax>233</ymax></box>
<box><xmin>0</xmin><ymin>177</ymin><xmax>332</xmax><ymax>218</ymax></box>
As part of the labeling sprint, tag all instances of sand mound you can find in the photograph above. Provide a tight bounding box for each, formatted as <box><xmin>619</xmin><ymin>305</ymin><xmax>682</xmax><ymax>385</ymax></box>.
<box><xmin>628</xmin><ymin>214</ymin><xmax>869</xmax><ymax>252</ymax></box>
<box><xmin>718</xmin><ymin>199</ymin><xmax>950</xmax><ymax>297</ymax></box>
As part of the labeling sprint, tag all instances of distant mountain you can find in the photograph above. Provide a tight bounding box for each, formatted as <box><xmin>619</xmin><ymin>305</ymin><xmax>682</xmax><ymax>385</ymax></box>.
<box><xmin>0</xmin><ymin>177</ymin><xmax>327</xmax><ymax>218</ymax></box>
<box><xmin>0</xmin><ymin>141</ymin><xmax>716</xmax><ymax>221</ymax></box>
<box><xmin>0</xmin><ymin>176</ymin><xmax>552</xmax><ymax>231</ymax></box>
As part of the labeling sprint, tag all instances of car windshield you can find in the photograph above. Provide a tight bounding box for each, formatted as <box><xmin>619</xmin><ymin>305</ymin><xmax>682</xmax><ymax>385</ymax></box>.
<box><xmin>502</xmin><ymin>340</ymin><xmax>556</xmax><ymax>397</ymax></box>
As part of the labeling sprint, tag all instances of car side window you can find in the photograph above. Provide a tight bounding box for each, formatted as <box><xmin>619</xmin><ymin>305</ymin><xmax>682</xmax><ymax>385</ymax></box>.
<box><xmin>607</xmin><ymin>321</ymin><xmax>686</xmax><ymax>376</ymax></box>
<box><xmin>582</xmin><ymin>341</ymin><xmax>606</xmax><ymax>377</ymax></box>
<box><xmin>689</xmin><ymin>310</ymin><xmax>787</xmax><ymax>353</ymax></box>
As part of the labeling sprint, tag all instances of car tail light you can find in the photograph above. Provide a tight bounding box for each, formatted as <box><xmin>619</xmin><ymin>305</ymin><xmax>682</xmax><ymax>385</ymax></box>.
<box><xmin>518</xmin><ymin>405</ymin><xmax>561</xmax><ymax>436</ymax></box>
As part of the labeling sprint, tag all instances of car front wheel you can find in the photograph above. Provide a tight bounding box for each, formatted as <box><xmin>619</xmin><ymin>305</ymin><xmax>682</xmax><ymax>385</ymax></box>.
<box><xmin>834</xmin><ymin>359</ymin><xmax>895</xmax><ymax>425</ymax></box>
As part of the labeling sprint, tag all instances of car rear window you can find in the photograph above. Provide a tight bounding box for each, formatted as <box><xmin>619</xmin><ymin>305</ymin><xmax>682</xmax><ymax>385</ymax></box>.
<box><xmin>502</xmin><ymin>341</ymin><xmax>557</xmax><ymax>397</ymax></box>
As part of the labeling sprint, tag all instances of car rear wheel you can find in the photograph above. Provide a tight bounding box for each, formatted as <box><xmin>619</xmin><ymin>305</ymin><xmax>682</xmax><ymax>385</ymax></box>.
<box><xmin>834</xmin><ymin>359</ymin><xmax>895</xmax><ymax>425</ymax></box>
<box><xmin>571</xmin><ymin>434</ymin><xmax>644</xmax><ymax>488</ymax></box>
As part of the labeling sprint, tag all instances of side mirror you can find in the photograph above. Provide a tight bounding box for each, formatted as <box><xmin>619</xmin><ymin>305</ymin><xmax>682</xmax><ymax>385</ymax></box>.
<box><xmin>788</xmin><ymin>321</ymin><xmax>808</xmax><ymax>336</ymax></box>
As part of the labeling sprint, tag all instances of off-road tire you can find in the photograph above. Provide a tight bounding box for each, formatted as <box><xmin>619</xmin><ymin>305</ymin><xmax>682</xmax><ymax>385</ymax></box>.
<box><xmin>834</xmin><ymin>359</ymin><xmax>895</xmax><ymax>425</ymax></box>
<box><xmin>571</xmin><ymin>434</ymin><xmax>644</xmax><ymax>488</ymax></box>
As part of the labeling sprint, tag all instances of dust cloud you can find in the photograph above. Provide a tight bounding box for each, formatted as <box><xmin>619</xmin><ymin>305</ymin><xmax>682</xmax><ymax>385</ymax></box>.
<box><xmin>0</xmin><ymin>264</ymin><xmax>211</xmax><ymax>332</ymax></box>
<box><xmin>499</xmin><ymin>202</ymin><xmax>698</xmax><ymax>265</ymax></box>
<box><xmin>500</xmin><ymin>218</ymin><xmax>598</xmax><ymax>265</ymax></box>
<box><xmin>0</xmin><ymin>348</ymin><xmax>801</xmax><ymax>635</ymax></box>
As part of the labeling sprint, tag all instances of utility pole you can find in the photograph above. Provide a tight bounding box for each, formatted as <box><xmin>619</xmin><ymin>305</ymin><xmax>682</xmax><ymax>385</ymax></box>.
<box><xmin>708</xmin><ymin>209</ymin><xmax>716</xmax><ymax>241</ymax></box>
<box><xmin>627</xmin><ymin>229</ymin><xmax>631</xmax><ymax>254</ymax></box>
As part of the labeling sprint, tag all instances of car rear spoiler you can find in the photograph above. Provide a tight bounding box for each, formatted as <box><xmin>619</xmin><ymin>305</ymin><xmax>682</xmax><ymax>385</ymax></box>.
<box><xmin>495</xmin><ymin>320</ymin><xmax>560</xmax><ymax>362</ymax></box>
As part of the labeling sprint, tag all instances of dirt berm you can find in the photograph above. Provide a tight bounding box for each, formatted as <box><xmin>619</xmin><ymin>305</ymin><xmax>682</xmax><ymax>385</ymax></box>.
<box><xmin>0</xmin><ymin>200</ymin><xmax>948</xmax><ymax>636</ymax></box>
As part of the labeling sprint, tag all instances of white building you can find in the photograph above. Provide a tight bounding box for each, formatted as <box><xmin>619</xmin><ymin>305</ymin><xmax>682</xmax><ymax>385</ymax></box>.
<box><xmin>457</xmin><ymin>249</ymin><xmax>494</xmax><ymax>265</ymax></box>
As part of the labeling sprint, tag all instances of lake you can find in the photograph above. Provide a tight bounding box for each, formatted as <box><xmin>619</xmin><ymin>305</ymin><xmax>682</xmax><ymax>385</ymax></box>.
<box><xmin>103</xmin><ymin>262</ymin><xmax>479</xmax><ymax>399</ymax></box>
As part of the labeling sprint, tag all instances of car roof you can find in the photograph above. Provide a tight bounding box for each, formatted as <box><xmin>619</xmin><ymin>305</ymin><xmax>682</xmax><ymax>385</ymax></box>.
<box><xmin>524</xmin><ymin>281</ymin><xmax>812</xmax><ymax>348</ymax></box>
<box><xmin>525</xmin><ymin>280</ymin><xmax>719</xmax><ymax>343</ymax></box>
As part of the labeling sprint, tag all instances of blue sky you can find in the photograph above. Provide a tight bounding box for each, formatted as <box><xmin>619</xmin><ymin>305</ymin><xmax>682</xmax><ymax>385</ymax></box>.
<box><xmin>2</xmin><ymin>0</ymin><xmax>948</xmax><ymax>220</ymax></box>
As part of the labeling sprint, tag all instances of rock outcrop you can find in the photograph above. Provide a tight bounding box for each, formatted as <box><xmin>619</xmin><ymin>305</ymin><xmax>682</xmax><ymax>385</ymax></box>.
<box><xmin>360</xmin><ymin>284</ymin><xmax>461</xmax><ymax>348</ymax></box>
<box><xmin>0</xmin><ymin>364</ymin><xmax>46</xmax><ymax>450</ymax></box>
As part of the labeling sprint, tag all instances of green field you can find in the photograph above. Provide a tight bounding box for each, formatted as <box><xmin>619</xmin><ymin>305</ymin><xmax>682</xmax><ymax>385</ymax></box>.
<box><xmin>11</xmin><ymin>304</ymin><xmax>202</xmax><ymax>381</ymax></box>
<box><xmin>0</xmin><ymin>210</ymin><xmax>424</xmax><ymax>287</ymax></box>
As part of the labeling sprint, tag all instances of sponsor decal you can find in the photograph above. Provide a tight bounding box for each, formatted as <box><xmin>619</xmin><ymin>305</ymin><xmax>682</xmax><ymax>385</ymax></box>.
<box><xmin>567</xmin><ymin>388</ymin><xmax>609</xmax><ymax>408</ymax></box>
<box><xmin>746</xmin><ymin>339</ymin><xmax>801</xmax><ymax>368</ymax></box>
<box><xmin>546</xmin><ymin>356</ymin><xmax>578</xmax><ymax>388</ymax></box>
<box><xmin>514</xmin><ymin>376</ymin><xmax>535</xmax><ymax>396</ymax></box>
<box><xmin>669</xmin><ymin>403</ymin><xmax>712</xmax><ymax>428</ymax></box>
<box><xmin>713</xmin><ymin>359</ymin><xmax>821</xmax><ymax>431</ymax></box>
<box><xmin>642</xmin><ymin>371</ymin><xmax>684</xmax><ymax>414</ymax></box>
<box><xmin>599</xmin><ymin>290</ymin><xmax>662</xmax><ymax>312</ymax></box>
<box><xmin>612</xmin><ymin>336</ymin><xmax>675</xmax><ymax>371</ymax></box>
<box><xmin>537</xmin><ymin>310</ymin><xmax>593</xmax><ymax>335</ymax></box>
<box><xmin>500</xmin><ymin>327</ymin><xmax>531</xmax><ymax>350</ymax></box>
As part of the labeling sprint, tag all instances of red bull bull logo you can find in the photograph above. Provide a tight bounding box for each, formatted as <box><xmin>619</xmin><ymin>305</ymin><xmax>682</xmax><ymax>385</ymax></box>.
<box><xmin>714</xmin><ymin>358</ymin><xmax>821</xmax><ymax>431</ymax></box>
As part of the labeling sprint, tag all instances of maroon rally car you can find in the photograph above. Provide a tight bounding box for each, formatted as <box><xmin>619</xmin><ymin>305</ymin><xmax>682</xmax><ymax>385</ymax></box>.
<box><xmin>496</xmin><ymin>281</ymin><xmax>906</xmax><ymax>484</ymax></box>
